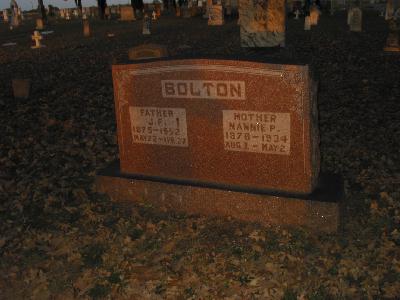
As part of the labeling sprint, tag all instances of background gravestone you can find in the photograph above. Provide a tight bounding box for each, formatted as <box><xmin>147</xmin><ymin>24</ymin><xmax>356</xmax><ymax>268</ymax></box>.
<box><xmin>83</xmin><ymin>19</ymin><xmax>90</xmax><ymax>37</ymax></box>
<box><xmin>385</xmin><ymin>0</ymin><xmax>394</xmax><ymax>20</ymax></box>
<box><xmin>208</xmin><ymin>5</ymin><xmax>224</xmax><ymax>25</ymax></box>
<box><xmin>384</xmin><ymin>19</ymin><xmax>400</xmax><ymax>52</ymax></box>
<box><xmin>239</xmin><ymin>0</ymin><xmax>285</xmax><ymax>47</ymax></box>
<box><xmin>3</xmin><ymin>9</ymin><xmax>8</xmax><ymax>22</ymax></box>
<box><xmin>304</xmin><ymin>15</ymin><xmax>311</xmax><ymax>30</ymax></box>
<box><xmin>349</xmin><ymin>7</ymin><xmax>362</xmax><ymax>32</ymax></box>
<box><xmin>36</xmin><ymin>18</ymin><xmax>44</xmax><ymax>30</ymax></box>
<box><xmin>310</xmin><ymin>5</ymin><xmax>320</xmax><ymax>26</ymax></box>
<box><xmin>12</xmin><ymin>79</ymin><xmax>31</xmax><ymax>99</ymax></box>
<box><xmin>120</xmin><ymin>6</ymin><xmax>135</xmax><ymax>21</ymax></box>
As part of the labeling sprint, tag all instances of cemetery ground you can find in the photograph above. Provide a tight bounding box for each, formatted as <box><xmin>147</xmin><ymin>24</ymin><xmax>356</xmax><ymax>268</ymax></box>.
<box><xmin>0</xmin><ymin>11</ymin><xmax>400</xmax><ymax>299</ymax></box>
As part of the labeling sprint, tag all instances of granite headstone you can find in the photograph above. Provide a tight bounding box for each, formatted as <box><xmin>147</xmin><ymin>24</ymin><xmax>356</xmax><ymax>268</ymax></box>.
<box><xmin>239</xmin><ymin>0</ymin><xmax>285</xmax><ymax>47</ymax></box>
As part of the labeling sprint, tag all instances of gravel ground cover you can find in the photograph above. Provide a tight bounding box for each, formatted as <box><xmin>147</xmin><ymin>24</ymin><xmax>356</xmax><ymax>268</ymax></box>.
<box><xmin>0</xmin><ymin>11</ymin><xmax>399</xmax><ymax>299</ymax></box>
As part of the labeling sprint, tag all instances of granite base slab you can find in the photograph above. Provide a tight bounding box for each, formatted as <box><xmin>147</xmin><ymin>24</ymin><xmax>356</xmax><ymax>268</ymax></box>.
<box><xmin>96</xmin><ymin>161</ymin><xmax>344</xmax><ymax>233</ymax></box>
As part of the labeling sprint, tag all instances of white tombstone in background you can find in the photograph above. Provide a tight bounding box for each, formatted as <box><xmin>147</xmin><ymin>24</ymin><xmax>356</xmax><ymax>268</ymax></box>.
<box><xmin>304</xmin><ymin>15</ymin><xmax>311</xmax><ymax>30</ymax></box>
<box><xmin>330</xmin><ymin>0</ymin><xmax>335</xmax><ymax>15</ymax></box>
<box><xmin>385</xmin><ymin>0</ymin><xmax>394</xmax><ymax>20</ymax></box>
<box><xmin>349</xmin><ymin>7</ymin><xmax>362</xmax><ymax>32</ymax></box>
<box><xmin>395</xmin><ymin>8</ymin><xmax>400</xmax><ymax>19</ymax></box>
<box><xmin>18</xmin><ymin>8</ymin><xmax>23</xmax><ymax>20</ymax></box>
<box><xmin>142</xmin><ymin>14</ymin><xmax>151</xmax><ymax>35</ymax></box>
<box><xmin>347</xmin><ymin>7</ymin><xmax>352</xmax><ymax>25</ymax></box>
<box><xmin>3</xmin><ymin>10</ymin><xmax>9</xmax><ymax>22</ymax></box>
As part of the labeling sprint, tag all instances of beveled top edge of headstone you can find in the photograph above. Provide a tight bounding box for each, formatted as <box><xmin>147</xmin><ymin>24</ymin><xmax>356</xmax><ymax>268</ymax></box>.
<box><xmin>112</xmin><ymin>54</ymin><xmax>310</xmax><ymax>69</ymax></box>
<box><xmin>112</xmin><ymin>57</ymin><xmax>310</xmax><ymax>74</ymax></box>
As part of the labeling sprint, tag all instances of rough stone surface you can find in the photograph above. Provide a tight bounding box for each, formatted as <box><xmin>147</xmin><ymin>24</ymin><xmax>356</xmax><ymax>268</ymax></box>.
<box><xmin>239</xmin><ymin>0</ymin><xmax>285</xmax><ymax>47</ymax></box>
<box><xmin>112</xmin><ymin>59</ymin><xmax>320</xmax><ymax>194</ymax></box>
<box><xmin>96</xmin><ymin>164</ymin><xmax>341</xmax><ymax>233</ymax></box>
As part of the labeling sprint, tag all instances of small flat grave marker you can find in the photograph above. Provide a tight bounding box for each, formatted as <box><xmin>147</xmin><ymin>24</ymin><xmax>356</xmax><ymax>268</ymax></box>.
<box><xmin>2</xmin><ymin>42</ymin><xmax>17</xmax><ymax>46</ymax></box>
<box><xmin>12</xmin><ymin>79</ymin><xmax>31</xmax><ymax>99</ymax></box>
<box><xmin>128</xmin><ymin>44</ymin><xmax>169</xmax><ymax>60</ymax></box>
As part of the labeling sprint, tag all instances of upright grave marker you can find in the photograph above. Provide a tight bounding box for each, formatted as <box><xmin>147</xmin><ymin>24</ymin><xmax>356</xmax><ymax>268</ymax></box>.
<box><xmin>385</xmin><ymin>0</ymin><xmax>394</xmax><ymax>20</ymax></box>
<box><xmin>111</xmin><ymin>59</ymin><xmax>320</xmax><ymax>193</ymax></box>
<box><xmin>120</xmin><ymin>6</ymin><xmax>135</xmax><ymax>21</ymax></box>
<box><xmin>83</xmin><ymin>19</ymin><xmax>90</xmax><ymax>37</ymax></box>
<box><xmin>239</xmin><ymin>0</ymin><xmax>285</xmax><ymax>47</ymax></box>
<box><xmin>31</xmin><ymin>31</ymin><xmax>44</xmax><ymax>49</ymax></box>
<box><xmin>208</xmin><ymin>4</ymin><xmax>224</xmax><ymax>25</ymax></box>
<box><xmin>330</xmin><ymin>0</ymin><xmax>335</xmax><ymax>15</ymax></box>
<box><xmin>384</xmin><ymin>19</ymin><xmax>400</xmax><ymax>52</ymax></box>
<box><xmin>294</xmin><ymin>9</ymin><xmax>300</xmax><ymax>19</ymax></box>
<box><xmin>349</xmin><ymin>7</ymin><xmax>362</xmax><ymax>32</ymax></box>
<box><xmin>309</xmin><ymin>5</ymin><xmax>320</xmax><ymax>26</ymax></box>
<box><xmin>97</xmin><ymin>59</ymin><xmax>343</xmax><ymax>232</ymax></box>
<box><xmin>182</xmin><ymin>5</ymin><xmax>191</xmax><ymax>18</ymax></box>
<box><xmin>226</xmin><ymin>0</ymin><xmax>233</xmax><ymax>16</ymax></box>
<box><xmin>304</xmin><ymin>16</ymin><xmax>311</xmax><ymax>30</ymax></box>
<box><xmin>3</xmin><ymin>10</ymin><xmax>8</xmax><ymax>22</ymax></box>
<box><xmin>143</xmin><ymin>14</ymin><xmax>151</xmax><ymax>35</ymax></box>
<box><xmin>36</xmin><ymin>18</ymin><xmax>44</xmax><ymax>30</ymax></box>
